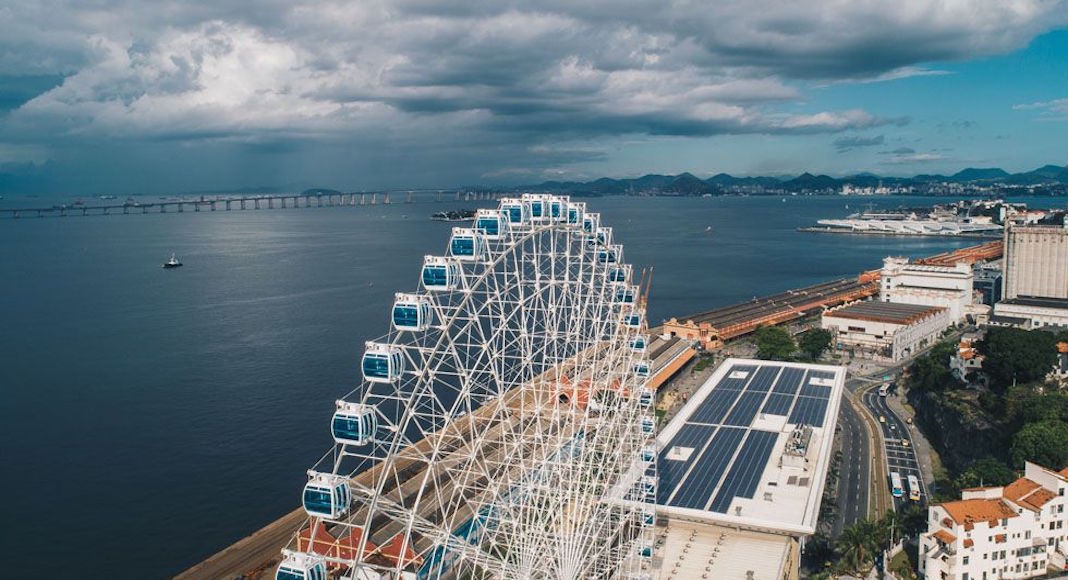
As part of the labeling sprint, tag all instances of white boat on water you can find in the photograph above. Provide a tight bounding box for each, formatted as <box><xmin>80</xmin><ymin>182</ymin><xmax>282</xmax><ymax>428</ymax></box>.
<box><xmin>162</xmin><ymin>253</ymin><xmax>183</xmax><ymax>269</ymax></box>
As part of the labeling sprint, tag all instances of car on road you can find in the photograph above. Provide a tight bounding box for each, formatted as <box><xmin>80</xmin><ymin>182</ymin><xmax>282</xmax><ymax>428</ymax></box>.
<box><xmin>906</xmin><ymin>417</ymin><xmax>913</xmax><ymax>425</ymax></box>
<box><xmin>901</xmin><ymin>439</ymin><xmax>909</xmax><ymax>447</ymax></box>
<box><xmin>879</xmin><ymin>416</ymin><xmax>886</xmax><ymax>424</ymax></box>
<box><xmin>890</xmin><ymin>423</ymin><xmax>896</xmax><ymax>430</ymax></box>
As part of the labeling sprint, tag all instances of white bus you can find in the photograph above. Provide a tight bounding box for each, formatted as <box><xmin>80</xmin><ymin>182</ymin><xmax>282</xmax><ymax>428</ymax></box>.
<box><xmin>890</xmin><ymin>471</ymin><xmax>904</xmax><ymax>498</ymax></box>
<box><xmin>878</xmin><ymin>383</ymin><xmax>890</xmax><ymax>397</ymax></box>
<box><xmin>907</xmin><ymin>474</ymin><xmax>921</xmax><ymax>502</ymax></box>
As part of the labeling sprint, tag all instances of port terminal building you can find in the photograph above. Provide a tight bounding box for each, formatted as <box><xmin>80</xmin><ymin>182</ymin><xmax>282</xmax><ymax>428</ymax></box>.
<box><xmin>822</xmin><ymin>301</ymin><xmax>951</xmax><ymax>362</ymax></box>
<box><xmin>652</xmin><ymin>358</ymin><xmax>846</xmax><ymax>579</ymax></box>
<box><xmin>880</xmin><ymin>257</ymin><xmax>974</xmax><ymax>322</ymax></box>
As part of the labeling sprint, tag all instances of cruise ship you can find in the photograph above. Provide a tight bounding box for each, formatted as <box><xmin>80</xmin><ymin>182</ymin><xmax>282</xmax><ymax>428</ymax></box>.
<box><xmin>804</xmin><ymin>209</ymin><xmax>1003</xmax><ymax>237</ymax></box>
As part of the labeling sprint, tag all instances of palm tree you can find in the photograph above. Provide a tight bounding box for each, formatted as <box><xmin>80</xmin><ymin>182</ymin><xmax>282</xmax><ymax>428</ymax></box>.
<box><xmin>835</xmin><ymin>521</ymin><xmax>874</xmax><ymax>574</ymax></box>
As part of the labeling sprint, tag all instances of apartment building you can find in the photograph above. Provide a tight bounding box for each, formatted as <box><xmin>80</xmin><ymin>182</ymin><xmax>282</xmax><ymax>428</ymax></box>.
<box><xmin>920</xmin><ymin>462</ymin><xmax>1068</xmax><ymax>580</ymax></box>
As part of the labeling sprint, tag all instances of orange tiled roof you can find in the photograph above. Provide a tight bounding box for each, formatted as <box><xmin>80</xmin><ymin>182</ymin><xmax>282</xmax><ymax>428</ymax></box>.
<box><xmin>1060</xmin><ymin>466</ymin><xmax>1068</xmax><ymax>478</ymax></box>
<box><xmin>940</xmin><ymin>498</ymin><xmax>1018</xmax><ymax>528</ymax></box>
<box><xmin>1004</xmin><ymin>477</ymin><xmax>1057</xmax><ymax>511</ymax></box>
<box><xmin>963</xmin><ymin>539</ymin><xmax>974</xmax><ymax>548</ymax></box>
<box><xmin>995</xmin><ymin>533</ymin><xmax>1007</xmax><ymax>544</ymax></box>
<box><xmin>932</xmin><ymin>529</ymin><xmax>957</xmax><ymax>544</ymax></box>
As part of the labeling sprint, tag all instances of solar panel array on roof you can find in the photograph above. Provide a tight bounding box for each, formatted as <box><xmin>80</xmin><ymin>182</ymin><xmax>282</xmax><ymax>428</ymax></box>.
<box><xmin>658</xmin><ymin>361</ymin><xmax>842</xmax><ymax>516</ymax></box>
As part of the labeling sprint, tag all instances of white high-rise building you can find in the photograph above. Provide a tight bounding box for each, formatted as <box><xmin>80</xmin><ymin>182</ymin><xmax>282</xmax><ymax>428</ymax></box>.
<box><xmin>994</xmin><ymin>224</ymin><xmax>1068</xmax><ymax>329</ymax></box>
<box><xmin>920</xmin><ymin>462</ymin><xmax>1068</xmax><ymax>580</ymax></box>
<box><xmin>1002</xmin><ymin>224</ymin><xmax>1068</xmax><ymax>302</ymax></box>
<box><xmin>881</xmin><ymin>257</ymin><xmax>974</xmax><ymax>322</ymax></box>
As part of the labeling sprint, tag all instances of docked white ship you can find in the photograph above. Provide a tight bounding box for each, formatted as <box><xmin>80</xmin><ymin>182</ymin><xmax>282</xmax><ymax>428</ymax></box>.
<box><xmin>810</xmin><ymin>210</ymin><xmax>1003</xmax><ymax>237</ymax></box>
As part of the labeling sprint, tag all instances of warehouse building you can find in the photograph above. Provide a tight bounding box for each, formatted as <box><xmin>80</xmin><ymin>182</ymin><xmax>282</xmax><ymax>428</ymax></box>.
<box><xmin>995</xmin><ymin>224</ymin><xmax>1068</xmax><ymax>329</ymax></box>
<box><xmin>880</xmin><ymin>257</ymin><xmax>974</xmax><ymax>322</ymax></box>
<box><xmin>822</xmin><ymin>301</ymin><xmax>951</xmax><ymax>362</ymax></box>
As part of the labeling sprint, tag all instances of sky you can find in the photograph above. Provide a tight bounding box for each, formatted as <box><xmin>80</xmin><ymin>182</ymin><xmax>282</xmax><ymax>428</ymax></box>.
<box><xmin>1</xmin><ymin>0</ymin><xmax>1067</xmax><ymax>195</ymax></box>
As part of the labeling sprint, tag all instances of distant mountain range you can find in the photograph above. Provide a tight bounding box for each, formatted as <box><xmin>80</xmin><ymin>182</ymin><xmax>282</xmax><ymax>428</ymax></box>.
<box><xmin>522</xmin><ymin>164</ymin><xmax>1068</xmax><ymax>195</ymax></box>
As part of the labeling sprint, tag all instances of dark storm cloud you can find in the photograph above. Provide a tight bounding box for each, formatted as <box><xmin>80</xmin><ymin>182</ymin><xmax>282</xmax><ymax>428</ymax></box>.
<box><xmin>833</xmin><ymin>134</ymin><xmax>885</xmax><ymax>152</ymax></box>
<box><xmin>0</xmin><ymin>0</ymin><xmax>1064</xmax><ymax>192</ymax></box>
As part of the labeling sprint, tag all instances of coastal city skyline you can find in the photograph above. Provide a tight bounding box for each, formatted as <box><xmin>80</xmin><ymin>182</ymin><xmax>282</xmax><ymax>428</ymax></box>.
<box><xmin>1</xmin><ymin>2</ymin><xmax>1067</xmax><ymax>195</ymax></box>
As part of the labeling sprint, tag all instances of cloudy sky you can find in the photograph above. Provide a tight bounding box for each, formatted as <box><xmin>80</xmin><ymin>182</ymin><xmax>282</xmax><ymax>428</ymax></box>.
<box><xmin>1</xmin><ymin>0</ymin><xmax>1067</xmax><ymax>194</ymax></box>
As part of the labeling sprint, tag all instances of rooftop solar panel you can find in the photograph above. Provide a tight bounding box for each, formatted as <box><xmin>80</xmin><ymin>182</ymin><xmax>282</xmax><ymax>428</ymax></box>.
<box><xmin>771</xmin><ymin>367</ymin><xmax>806</xmax><ymax>395</ymax></box>
<box><xmin>688</xmin><ymin>388</ymin><xmax>743</xmax><ymax>425</ymax></box>
<box><xmin>761</xmin><ymin>392</ymin><xmax>795</xmax><ymax>416</ymax></box>
<box><xmin>657</xmin><ymin>424</ymin><xmax>719</xmax><ymax>503</ymax></box>
<box><xmin>708</xmin><ymin>430</ymin><xmax>779</xmax><ymax>513</ymax></box>
<box><xmin>788</xmin><ymin>396</ymin><xmax>829</xmax><ymax>427</ymax></box>
<box><xmin>742</xmin><ymin>365</ymin><xmax>781</xmax><ymax>393</ymax></box>
<box><xmin>723</xmin><ymin>391</ymin><xmax>768</xmax><ymax>426</ymax></box>
<box><xmin>800</xmin><ymin>382</ymin><xmax>833</xmax><ymax>399</ymax></box>
<box><xmin>670</xmin><ymin>427</ymin><xmax>746</xmax><ymax>509</ymax></box>
<box><xmin>809</xmin><ymin>370</ymin><xmax>835</xmax><ymax>380</ymax></box>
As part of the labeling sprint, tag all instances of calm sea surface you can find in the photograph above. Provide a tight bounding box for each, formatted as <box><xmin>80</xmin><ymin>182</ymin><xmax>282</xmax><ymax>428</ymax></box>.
<box><xmin>0</xmin><ymin>194</ymin><xmax>1059</xmax><ymax>576</ymax></box>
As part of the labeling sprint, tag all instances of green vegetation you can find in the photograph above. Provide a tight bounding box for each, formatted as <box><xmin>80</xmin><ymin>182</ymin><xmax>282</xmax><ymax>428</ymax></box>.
<box><xmin>903</xmin><ymin>340</ymin><xmax>961</xmax><ymax>392</ymax></box>
<box><xmin>753</xmin><ymin>326</ymin><xmax>796</xmax><ymax>361</ymax></box>
<box><xmin>952</xmin><ymin>457</ymin><xmax>1016</xmax><ymax>491</ymax></box>
<box><xmin>797</xmin><ymin>328</ymin><xmax>833</xmax><ymax>361</ymax></box>
<box><xmin>976</xmin><ymin>327</ymin><xmax>1059</xmax><ymax>392</ymax></box>
<box><xmin>692</xmin><ymin>353</ymin><xmax>714</xmax><ymax>372</ymax></box>
<box><xmin>1011</xmin><ymin>420</ymin><xmax>1068</xmax><ymax>469</ymax></box>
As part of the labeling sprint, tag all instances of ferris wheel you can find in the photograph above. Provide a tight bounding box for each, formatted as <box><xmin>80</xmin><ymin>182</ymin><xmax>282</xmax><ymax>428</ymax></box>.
<box><xmin>277</xmin><ymin>194</ymin><xmax>657</xmax><ymax>580</ymax></box>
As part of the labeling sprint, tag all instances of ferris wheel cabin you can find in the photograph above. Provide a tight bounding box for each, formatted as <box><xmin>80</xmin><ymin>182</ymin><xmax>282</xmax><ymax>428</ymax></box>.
<box><xmin>362</xmin><ymin>342</ymin><xmax>405</xmax><ymax>383</ymax></box>
<box><xmin>596</xmin><ymin>227</ymin><xmax>612</xmax><ymax>246</ymax></box>
<box><xmin>624</xmin><ymin>312</ymin><xmax>643</xmax><ymax>328</ymax></box>
<box><xmin>609</xmin><ymin>265</ymin><xmax>630</xmax><ymax>283</ymax></box>
<box><xmin>598</xmin><ymin>247</ymin><xmax>618</xmax><ymax>264</ymax></box>
<box><xmin>449</xmin><ymin>228</ymin><xmax>486</xmax><ymax>261</ymax></box>
<box><xmin>332</xmin><ymin>401</ymin><xmax>378</xmax><ymax>446</ymax></box>
<box><xmin>276</xmin><ymin>550</ymin><xmax>328</xmax><ymax>580</ymax></box>
<box><xmin>499</xmin><ymin>198</ymin><xmax>530</xmax><ymax>226</ymax></box>
<box><xmin>583</xmin><ymin>212</ymin><xmax>599</xmax><ymax>234</ymax></box>
<box><xmin>392</xmin><ymin>293</ymin><xmax>433</xmax><ymax>331</ymax></box>
<box><xmin>475</xmin><ymin>210</ymin><xmax>507</xmax><ymax>239</ymax></box>
<box><xmin>567</xmin><ymin>202</ymin><xmax>585</xmax><ymax>225</ymax></box>
<box><xmin>639</xmin><ymin>388</ymin><xmax>654</xmax><ymax>408</ymax></box>
<box><xmin>634</xmin><ymin>361</ymin><xmax>651</xmax><ymax>378</ymax></box>
<box><xmin>615</xmin><ymin>285</ymin><xmax>637</xmax><ymax>305</ymax></box>
<box><xmin>523</xmin><ymin>194</ymin><xmax>548</xmax><ymax>221</ymax></box>
<box><xmin>629</xmin><ymin>335</ymin><xmax>648</xmax><ymax>353</ymax></box>
<box><xmin>302</xmin><ymin>472</ymin><xmax>351</xmax><ymax>519</ymax></box>
<box><xmin>421</xmin><ymin>256</ymin><xmax>462</xmax><ymax>290</ymax></box>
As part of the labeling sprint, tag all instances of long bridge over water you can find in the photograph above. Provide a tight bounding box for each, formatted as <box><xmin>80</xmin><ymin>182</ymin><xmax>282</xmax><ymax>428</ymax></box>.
<box><xmin>0</xmin><ymin>189</ymin><xmax>502</xmax><ymax>219</ymax></box>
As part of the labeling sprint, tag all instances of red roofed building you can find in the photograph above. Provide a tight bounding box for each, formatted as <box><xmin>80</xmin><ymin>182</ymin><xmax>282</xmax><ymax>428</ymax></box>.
<box><xmin>921</xmin><ymin>461</ymin><xmax>1068</xmax><ymax>580</ymax></box>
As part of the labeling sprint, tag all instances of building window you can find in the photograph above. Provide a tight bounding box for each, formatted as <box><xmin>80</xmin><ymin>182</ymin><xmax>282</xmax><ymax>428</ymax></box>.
<box><xmin>964</xmin><ymin>556</ymin><xmax>970</xmax><ymax>565</ymax></box>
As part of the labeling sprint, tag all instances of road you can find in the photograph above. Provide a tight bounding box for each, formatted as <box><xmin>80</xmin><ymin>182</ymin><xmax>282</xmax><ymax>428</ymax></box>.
<box><xmin>831</xmin><ymin>394</ymin><xmax>871</xmax><ymax>537</ymax></box>
<box><xmin>861</xmin><ymin>386</ymin><xmax>927</xmax><ymax>511</ymax></box>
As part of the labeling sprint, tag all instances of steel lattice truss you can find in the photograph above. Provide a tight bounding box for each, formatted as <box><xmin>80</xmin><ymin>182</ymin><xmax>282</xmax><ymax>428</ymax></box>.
<box><xmin>280</xmin><ymin>194</ymin><xmax>656</xmax><ymax>580</ymax></box>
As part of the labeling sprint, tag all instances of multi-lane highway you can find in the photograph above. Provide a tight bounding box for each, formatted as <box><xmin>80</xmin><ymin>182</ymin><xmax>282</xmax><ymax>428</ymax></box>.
<box><xmin>831</xmin><ymin>395</ymin><xmax>871</xmax><ymax>536</ymax></box>
<box><xmin>861</xmin><ymin>384</ymin><xmax>927</xmax><ymax>511</ymax></box>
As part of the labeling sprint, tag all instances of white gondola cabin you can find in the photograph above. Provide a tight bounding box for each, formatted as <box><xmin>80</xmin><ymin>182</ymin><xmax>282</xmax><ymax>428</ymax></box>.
<box><xmin>641</xmin><ymin>445</ymin><xmax>656</xmax><ymax>462</ymax></box>
<box><xmin>276</xmin><ymin>550</ymin><xmax>328</xmax><ymax>580</ymax></box>
<box><xmin>623</xmin><ymin>311</ymin><xmax>642</xmax><ymax>328</ymax></box>
<box><xmin>500</xmin><ymin>198</ymin><xmax>530</xmax><ymax>226</ymax></box>
<box><xmin>641</xmin><ymin>416</ymin><xmax>655</xmax><ymax>435</ymax></box>
<box><xmin>567</xmin><ymin>202</ymin><xmax>585</xmax><ymax>225</ymax></box>
<box><xmin>449</xmin><ymin>228</ymin><xmax>486</xmax><ymax>261</ymax></box>
<box><xmin>549</xmin><ymin>197</ymin><xmax>564</xmax><ymax>221</ymax></box>
<box><xmin>598</xmin><ymin>248</ymin><xmax>617</xmax><ymax>264</ymax></box>
<box><xmin>332</xmin><ymin>401</ymin><xmax>377</xmax><ymax>446</ymax></box>
<box><xmin>392</xmin><ymin>293</ymin><xmax>432</xmax><ymax>331</ymax></box>
<box><xmin>634</xmin><ymin>361</ymin><xmax>651</xmax><ymax>378</ymax></box>
<box><xmin>609</xmin><ymin>266</ymin><xmax>629</xmax><ymax>283</ymax></box>
<box><xmin>302</xmin><ymin>472</ymin><xmax>351</xmax><ymax>519</ymax></box>
<box><xmin>475</xmin><ymin>210</ymin><xmax>507</xmax><ymax>240</ymax></box>
<box><xmin>629</xmin><ymin>335</ymin><xmax>647</xmax><ymax>353</ymax></box>
<box><xmin>583</xmin><ymin>213</ymin><xmax>599</xmax><ymax>234</ymax></box>
<box><xmin>422</xmin><ymin>256</ymin><xmax>461</xmax><ymax>290</ymax></box>
<box><xmin>615</xmin><ymin>285</ymin><xmax>637</xmax><ymax>305</ymax></box>
<box><xmin>362</xmin><ymin>342</ymin><xmax>405</xmax><ymax>383</ymax></box>
<box><xmin>524</xmin><ymin>194</ymin><xmax>548</xmax><ymax>221</ymax></box>
<box><xmin>596</xmin><ymin>227</ymin><xmax>611</xmax><ymax>246</ymax></box>
<box><xmin>638</xmin><ymin>388</ymin><xmax>654</xmax><ymax>408</ymax></box>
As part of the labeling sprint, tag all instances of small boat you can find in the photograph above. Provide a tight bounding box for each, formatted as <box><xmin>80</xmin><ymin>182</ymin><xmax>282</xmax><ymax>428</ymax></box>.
<box><xmin>162</xmin><ymin>253</ymin><xmax>183</xmax><ymax>269</ymax></box>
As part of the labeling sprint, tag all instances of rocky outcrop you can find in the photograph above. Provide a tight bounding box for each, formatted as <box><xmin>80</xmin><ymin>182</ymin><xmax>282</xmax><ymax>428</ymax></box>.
<box><xmin>907</xmin><ymin>387</ymin><xmax>1007</xmax><ymax>474</ymax></box>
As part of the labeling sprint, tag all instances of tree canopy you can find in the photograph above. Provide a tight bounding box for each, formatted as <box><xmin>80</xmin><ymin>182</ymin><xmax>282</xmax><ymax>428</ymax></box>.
<box><xmin>1010</xmin><ymin>419</ymin><xmax>1068</xmax><ymax>469</ymax></box>
<box><xmin>904</xmin><ymin>340</ymin><xmax>960</xmax><ymax>392</ymax></box>
<box><xmin>953</xmin><ymin>457</ymin><xmax>1017</xmax><ymax>491</ymax></box>
<box><xmin>977</xmin><ymin>327</ymin><xmax>1058</xmax><ymax>391</ymax></box>
<box><xmin>754</xmin><ymin>326</ymin><xmax>796</xmax><ymax>360</ymax></box>
<box><xmin>798</xmin><ymin>328</ymin><xmax>833</xmax><ymax>361</ymax></box>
